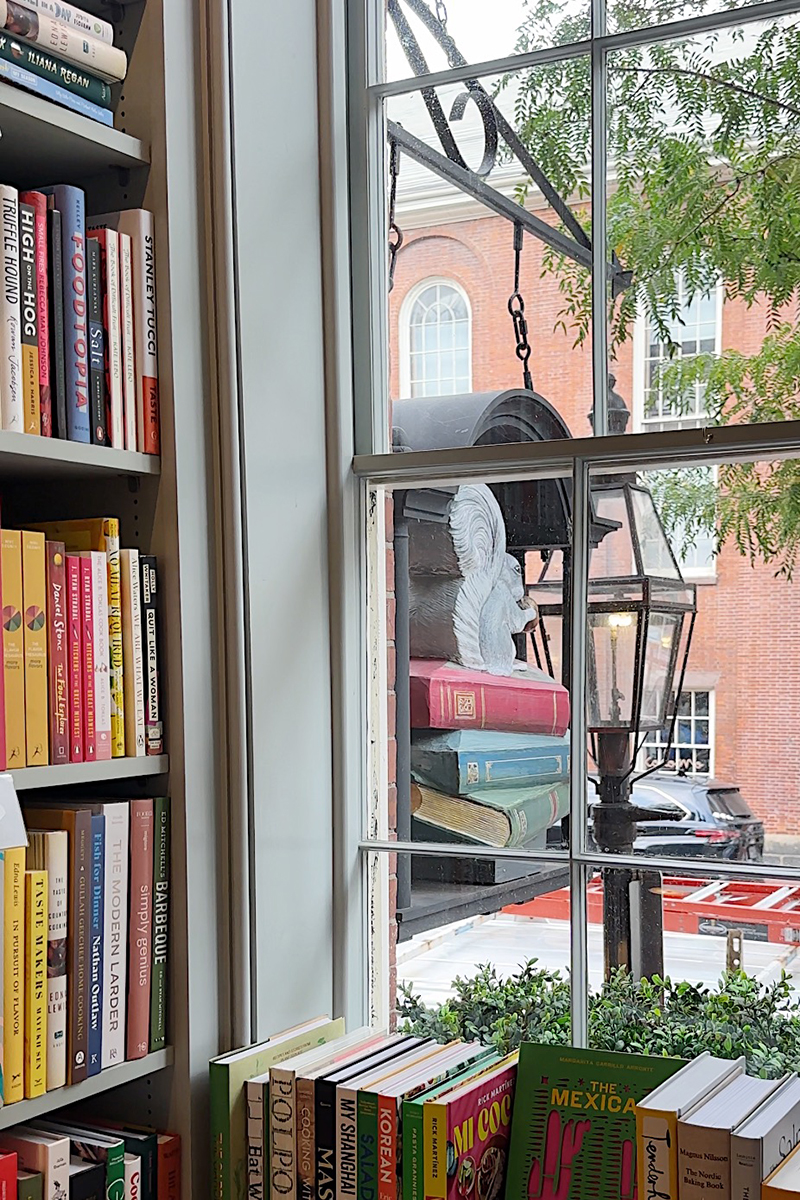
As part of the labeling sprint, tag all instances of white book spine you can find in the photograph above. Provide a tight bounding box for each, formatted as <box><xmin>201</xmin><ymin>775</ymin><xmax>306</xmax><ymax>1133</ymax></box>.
<box><xmin>83</xmin><ymin>550</ymin><xmax>111</xmax><ymax>761</ymax></box>
<box><xmin>119</xmin><ymin>233</ymin><xmax>137</xmax><ymax>452</ymax></box>
<box><xmin>124</xmin><ymin>1152</ymin><xmax>141</xmax><ymax>1199</ymax></box>
<box><xmin>103</xmin><ymin>229</ymin><xmax>124</xmax><ymax>449</ymax></box>
<box><xmin>0</xmin><ymin>185</ymin><xmax>23</xmax><ymax>431</ymax></box>
<box><xmin>100</xmin><ymin>802</ymin><xmax>129</xmax><ymax>1068</ymax></box>
<box><xmin>12</xmin><ymin>0</ymin><xmax>115</xmax><ymax>43</ymax></box>
<box><xmin>120</xmin><ymin>548</ymin><xmax>145</xmax><ymax>755</ymax></box>
<box><xmin>0</xmin><ymin>0</ymin><xmax>128</xmax><ymax>81</ymax></box>
<box><xmin>44</xmin><ymin>831</ymin><xmax>68</xmax><ymax>1091</ymax></box>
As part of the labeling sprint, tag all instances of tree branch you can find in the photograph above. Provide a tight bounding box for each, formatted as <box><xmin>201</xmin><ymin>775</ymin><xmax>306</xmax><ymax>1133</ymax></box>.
<box><xmin>614</xmin><ymin>63</ymin><xmax>800</xmax><ymax>119</ymax></box>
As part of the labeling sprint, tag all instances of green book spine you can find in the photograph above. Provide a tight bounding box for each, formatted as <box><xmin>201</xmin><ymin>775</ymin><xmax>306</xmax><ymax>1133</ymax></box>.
<box><xmin>17</xmin><ymin>1173</ymin><xmax>43</xmax><ymax>1200</ymax></box>
<box><xmin>402</xmin><ymin>1098</ymin><xmax>424</xmax><ymax>1200</ymax></box>
<box><xmin>149</xmin><ymin>796</ymin><xmax>170</xmax><ymax>1052</ymax></box>
<box><xmin>210</xmin><ymin>1060</ymin><xmax>230</xmax><ymax>1200</ymax></box>
<box><xmin>358</xmin><ymin>1091</ymin><xmax>380</xmax><ymax>1200</ymax></box>
<box><xmin>105</xmin><ymin>1142</ymin><xmax>126</xmax><ymax>1196</ymax></box>
<box><xmin>0</xmin><ymin>34</ymin><xmax>113</xmax><ymax>108</ymax></box>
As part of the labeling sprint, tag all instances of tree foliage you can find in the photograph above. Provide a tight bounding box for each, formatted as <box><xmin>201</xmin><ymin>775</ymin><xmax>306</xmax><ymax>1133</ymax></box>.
<box><xmin>499</xmin><ymin>2</ymin><xmax>800</xmax><ymax>571</ymax></box>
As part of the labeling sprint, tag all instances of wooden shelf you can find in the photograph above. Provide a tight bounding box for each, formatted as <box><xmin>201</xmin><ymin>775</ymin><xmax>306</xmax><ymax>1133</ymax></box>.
<box><xmin>0</xmin><ymin>431</ymin><xmax>159</xmax><ymax>481</ymax></box>
<box><xmin>0</xmin><ymin>80</ymin><xmax>148</xmax><ymax>188</ymax></box>
<box><xmin>0</xmin><ymin>1049</ymin><xmax>173</xmax><ymax>1129</ymax></box>
<box><xmin>11</xmin><ymin>755</ymin><xmax>169</xmax><ymax>790</ymax></box>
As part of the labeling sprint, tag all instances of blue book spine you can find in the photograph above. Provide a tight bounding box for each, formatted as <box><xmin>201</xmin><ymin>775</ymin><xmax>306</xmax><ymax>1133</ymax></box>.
<box><xmin>88</xmin><ymin>812</ymin><xmax>105</xmax><ymax>1076</ymax></box>
<box><xmin>455</xmin><ymin>744</ymin><xmax>570</xmax><ymax>791</ymax></box>
<box><xmin>0</xmin><ymin>58</ymin><xmax>113</xmax><ymax>125</ymax></box>
<box><xmin>42</xmin><ymin>184</ymin><xmax>90</xmax><ymax>441</ymax></box>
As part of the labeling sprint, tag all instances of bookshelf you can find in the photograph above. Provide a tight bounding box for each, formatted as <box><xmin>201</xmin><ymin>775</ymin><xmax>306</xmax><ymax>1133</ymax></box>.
<box><xmin>2</xmin><ymin>0</ymin><xmax>220</xmax><ymax>1195</ymax></box>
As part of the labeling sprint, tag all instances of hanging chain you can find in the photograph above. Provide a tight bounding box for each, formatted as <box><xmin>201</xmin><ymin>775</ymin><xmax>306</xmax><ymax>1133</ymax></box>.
<box><xmin>388</xmin><ymin>138</ymin><xmax>404</xmax><ymax>293</ymax></box>
<box><xmin>435</xmin><ymin>0</ymin><xmax>448</xmax><ymax>27</ymax></box>
<box><xmin>508</xmin><ymin>222</ymin><xmax>533</xmax><ymax>392</ymax></box>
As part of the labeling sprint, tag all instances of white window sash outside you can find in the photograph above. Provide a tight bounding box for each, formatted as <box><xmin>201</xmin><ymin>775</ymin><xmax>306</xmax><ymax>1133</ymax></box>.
<box><xmin>398</xmin><ymin>276</ymin><xmax>473</xmax><ymax>399</ymax></box>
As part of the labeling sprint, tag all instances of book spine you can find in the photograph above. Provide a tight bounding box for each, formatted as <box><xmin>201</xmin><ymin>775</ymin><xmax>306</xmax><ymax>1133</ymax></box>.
<box><xmin>139</xmin><ymin>556</ymin><xmax>162</xmax><ymax>754</ymax></box>
<box><xmin>118</xmin><ymin>233</ymin><xmax>136</xmax><ymax>451</ymax></box>
<box><xmin>16</xmin><ymin>1170</ymin><xmax>44</xmax><ymax>1200</ymax></box>
<box><xmin>0</xmin><ymin>1155</ymin><xmax>16</xmax><ymax>1198</ymax></box>
<box><xmin>47</xmin><ymin>207</ymin><xmax>67</xmax><ymax>439</ymax></box>
<box><xmin>124</xmin><ymin>211</ymin><xmax>159</xmax><ymax>453</ymax></box>
<box><xmin>79</xmin><ymin>556</ymin><xmax>96</xmax><ymax>761</ymax></box>
<box><xmin>246</xmin><ymin>1080</ymin><xmax>265</xmax><ymax>1200</ymax></box>
<box><xmin>156</xmin><ymin>1135</ymin><xmax>181</xmax><ymax>1200</ymax></box>
<box><xmin>0</xmin><ymin>538</ymin><xmax>5</xmax><ymax>772</ymax></box>
<box><xmin>401</xmin><ymin>1100</ymin><xmax>422</xmax><ymax>1200</ymax></box>
<box><xmin>21</xmin><ymin>193</ymin><xmax>51</xmax><ymax>436</ymax></box>
<box><xmin>0</xmin><ymin>32</ymin><xmax>114</xmax><ymax>102</ymax></box>
<box><xmin>0</xmin><ymin>853</ymin><xmax>5</xmax><ymax>1106</ymax></box>
<box><xmin>87</xmin><ymin>811</ymin><xmax>104</xmax><ymax>1076</ymax></box>
<box><xmin>1</xmin><ymin>1</ymin><xmax>127</xmax><ymax>81</ymax></box>
<box><xmin>315</xmin><ymin>1080</ymin><xmax>337</xmax><ymax>1200</ymax></box>
<box><xmin>104</xmin><ymin>521</ymin><xmax>124</xmax><ymax>757</ymax></box>
<box><xmin>45</xmin><ymin>542</ymin><xmax>69</xmax><ymax>758</ymax></box>
<box><xmin>296</xmin><ymin>1078</ymin><xmax>316</xmax><ymax>1200</ymax></box>
<box><xmin>72</xmin><ymin>808</ymin><xmax>91</xmax><ymax>1084</ymax></box>
<box><xmin>120</xmin><ymin>549</ymin><xmax>144</xmax><ymax>755</ymax></box>
<box><xmin>0</xmin><ymin>186</ymin><xmax>23</xmax><ymax>431</ymax></box>
<box><xmin>3</xmin><ymin>847</ymin><xmax>24</xmax><ymax>1103</ymax></box>
<box><xmin>506</xmin><ymin>783</ymin><xmax>569</xmax><ymax>848</ymax></box>
<box><xmin>89</xmin><ymin>229</ymin><xmax>122</xmax><ymax>447</ymax></box>
<box><xmin>358</xmin><ymin>1094</ymin><xmax>380</xmax><ymax>1200</ymax></box>
<box><xmin>85</xmin><ymin>235</ymin><xmax>107</xmax><ymax>445</ymax></box>
<box><xmin>85</xmin><ymin>550</ymin><xmax>111</xmax><ymax>760</ymax></box>
<box><xmin>337</xmin><ymin>1087</ymin><xmax>358</xmax><ymax>1200</ymax></box>
<box><xmin>66</xmin><ymin>555</ymin><xmax>83</xmax><ymax>761</ymax></box>
<box><xmin>51</xmin><ymin>184</ymin><xmax>89</xmax><ymax>442</ymax></box>
<box><xmin>125</xmin><ymin>1153</ymin><xmax>141</xmax><ymax>1200</ymax></box>
<box><xmin>210</xmin><ymin>1061</ymin><xmax>230</xmax><ymax>1200</ymax></box>
<box><xmin>730</xmin><ymin>1134</ymin><xmax>761</xmax><ymax>1200</ymax></box>
<box><xmin>43</xmin><ymin>830</ymin><xmax>67</xmax><ymax>1091</ymax></box>
<box><xmin>422</xmin><ymin>1100</ymin><xmax>446</xmax><ymax>1200</ymax></box>
<box><xmin>678</xmin><ymin>1124</ymin><xmax>730</xmax><ymax>1200</ymax></box>
<box><xmin>19</xmin><ymin>201</ymin><xmax>40</xmax><ymax>434</ymax></box>
<box><xmin>149</xmin><ymin>797</ymin><xmax>168</xmax><ymax>1053</ymax></box>
<box><xmin>412</xmin><ymin>679</ymin><xmax>570</xmax><ymax>737</ymax></box>
<box><xmin>2</xmin><ymin>531</ymin><xmax>25</xmax><ymax>768</ymax></box>
<box><xmin>270</xmin><ymin>1070</ymin><xmax>297</xmax><ymax>1200</ymax></box>
<box><xmin>126</xmin><ymin>799</ymin><xmax>153</xmax><ymax>1059</ymax></box>
<box><xmin>377</xmin><ymin>1097</ymin><xmax>399</xmax><ymax>1200</ymax></box>
<box><xmin>100</xmin><ymin>803</ymin><xmax>128</xmax><ymax>1069</ymax></box>
<box><xmin>0</xmin><ymin>53</ymin><xmax>112</xmax><ymax>123</ymax></box>
<box><xmin>22</xmin><ymin>531</ymin><xmax>47</xmax><ymax>767</ymax></box>
<box><xmin>23</xmin><ymin>868</ymin><xmax>47</xmax><ymax>1098</ymax></box>
<box><xmin>14</xmin><ymin>0</ymin><xmax>114</xmax><ymax>43</ymax></box>
<box><xmin>636</xmin><ymin>1108</ymin><xmax>679</xmax><ymax>1200</ymax></box>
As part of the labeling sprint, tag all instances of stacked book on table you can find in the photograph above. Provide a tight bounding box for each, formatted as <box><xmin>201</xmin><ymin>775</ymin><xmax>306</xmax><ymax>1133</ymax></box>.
<box><xmin>1</xmin><ymin>517</ymin><xmax>163</xmax><ymax>768</ymax></box>
<box><xmin>409</xmin><ymin>660</ymin><xmax>570</xmax><ymax>849</ymax></box>
<box><xmin>0</xmin><ymin>0</ymin><xmax>128</xmax><ymax>126</ymax></box>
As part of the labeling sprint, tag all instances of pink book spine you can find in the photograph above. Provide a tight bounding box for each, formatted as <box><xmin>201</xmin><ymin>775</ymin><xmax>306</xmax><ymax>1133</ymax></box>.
<box><xmin>0</xmin><ymin>516</ymin><xmax>5</xmax><ymax>772</ymax></box>
<box><xmin>79</xmin><ymin>557</ymin><xmax>96</xmax><ymax>762</ymax></box>
<box><xmin>66</xmin><ymin>555</ymin><xmax>83</xmax><ymax>763</ymax></box>
<box><xmin>20</xmin><ymin>191</ymin><xmax>51</xmax><ymax>437</ymax></box>
<box><xmin>126</xmin><ymin>799</ymin><xmax>154</xmax><ymax>1059</ymax></box>
<box><xmin>46</xmin><ymin>541</ymin><xmax>69</xmax><ymax>764</ymax></box>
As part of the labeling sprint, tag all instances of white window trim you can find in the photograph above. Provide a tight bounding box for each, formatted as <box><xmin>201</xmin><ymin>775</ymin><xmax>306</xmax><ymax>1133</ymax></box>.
<box><xmin>642</xmin><ymin>688</ymin><xmax>716</xmax><ymax>778</ymax></box>
<box><xmin>398</xmin><ymin>275</ymin><xmax>473</xmax><ymax>399</ymax></box>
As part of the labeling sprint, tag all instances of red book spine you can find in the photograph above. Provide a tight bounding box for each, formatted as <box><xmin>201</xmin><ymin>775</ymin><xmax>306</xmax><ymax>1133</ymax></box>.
<box><xmin>79</xmin><ymin>557</ymin><xmax>96</xmax><ymax>762</ymax></box>
<box><xmin>20</xmin><ymin>191</ymin><xmax>51</xmax><ymax>437</ymax></box>
<box><xmin>0</xmin><ymin>1152</ymin><xmax>17</xmax><ymax>1198</ymax></box>
<box><xmin>46</xmin><ymin>541</ymin><xmax>69</xmax><ymax>764</ymax></box>
<box><xmin>126</xmin><ymin>798</ymin><xmax>154</xmax><ymax>1059</ymax></box>
<box><xmin>66</xmin><ymin>555</ymin><xmax>83</xmax><ymax>763</ymax></box>
<box><xmin>409</xmin><ymin>666</ymin><xmax>570</xmax><ymax>736</ymax></box>
<box><xmin>157</xmin><ymin>1134</ymin><xmax>181</xmax><ymax>1200</ymax></box>
<box><xmin>376</xmin><ymin>1097</ymin><xmax>397</xmax><ymax>1200</ymax></box>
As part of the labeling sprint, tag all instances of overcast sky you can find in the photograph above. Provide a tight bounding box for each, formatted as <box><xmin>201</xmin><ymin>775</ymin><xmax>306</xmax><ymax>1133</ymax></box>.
<box><xmin>386</xmin><ymin>0</ymin><xmax>527</xmax><ymax>79</ymax></box>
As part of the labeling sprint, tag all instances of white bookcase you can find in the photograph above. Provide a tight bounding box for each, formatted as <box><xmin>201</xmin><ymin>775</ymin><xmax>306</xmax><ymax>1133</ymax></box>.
<box><xmin>0</xmin><ymin>1</ymin><xmax>220</xmax><ymax>1194</ymax></box>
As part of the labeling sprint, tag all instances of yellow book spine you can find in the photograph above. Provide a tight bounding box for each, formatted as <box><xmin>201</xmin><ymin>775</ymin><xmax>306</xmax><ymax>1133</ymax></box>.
<box><xmin>2</xmin><ymin>531</ymin><xmax>25</xmax><ymax>768</ymax></box>
<box><xmin>23</xmin><ymin>869</ymin><xmax>47</xmax><ymax>1098</ymax></box>
<box><xmin>636</xmin><ymin>1107</ymin><xmax>679</xmax><ymax>1200</ymax></box>
<box><xmin>105</xmin><ymin>521</ymin><xmax>125</xmax><ymax>757</ymax></box>
<box><xmin>423</xmin><ymin>1100</ymin><xmax>447</xmax><ymax>1200</ymax></box>
<box><xmin>4</xmin><ymin>847</ymin><xmax>25</xmax><ymax>1103</ymax></box>
<box><xmin>22</xmin><ymin>531</ymin><xmax>48</xmax><ymax>767</ymax></box>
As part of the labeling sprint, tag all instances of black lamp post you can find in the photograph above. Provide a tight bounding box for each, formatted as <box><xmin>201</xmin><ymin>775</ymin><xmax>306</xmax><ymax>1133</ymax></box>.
<box><xmin>531</xmin><ymin>477</ymin><xmax>697</xmax><ymax>980</ymax></box>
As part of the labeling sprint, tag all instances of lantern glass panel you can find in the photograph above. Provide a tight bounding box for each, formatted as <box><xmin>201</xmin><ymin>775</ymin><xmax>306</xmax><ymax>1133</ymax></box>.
<box><xmin>630</xmin><ymin>488</ymin><xmax>681</xmax><ymax>579</ymax></box>
<box><xmin>590</xmin><ymin>489</ymin><xmax>636</xmax><ymax>579</ymax></box>
<box><xmin>588</xmin><ymin>609</ymin><xmax>640</xmax><ymax>728</ymax></box>
<box><xmin>640</xmin><ymin>611</ymin><xmax>682</xmax><ymax>729</ymax></box>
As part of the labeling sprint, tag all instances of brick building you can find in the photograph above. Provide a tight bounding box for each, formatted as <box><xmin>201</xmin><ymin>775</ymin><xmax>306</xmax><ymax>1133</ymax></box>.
<box><xmin>387</xmin><ymin>148</ymin><xmax>800</xmax><ymax>838</ymax></box>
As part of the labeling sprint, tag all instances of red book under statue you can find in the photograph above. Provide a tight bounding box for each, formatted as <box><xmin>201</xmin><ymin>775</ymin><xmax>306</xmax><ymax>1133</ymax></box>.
<box><xmin>409</xmin><ymin>659</ymin><xmax>570</xmax><ymax>736</ymax></box>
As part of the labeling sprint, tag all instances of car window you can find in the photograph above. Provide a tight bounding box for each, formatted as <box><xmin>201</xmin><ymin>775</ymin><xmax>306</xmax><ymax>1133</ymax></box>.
<box><xmin>631</xmin><ymin>786</ymin><xmax>687</xmax><ymax>818</ymax></box>
<box><xmin>707</xmin><ymin>788</ymin><xmax>752</xmax><ymax>819</ymax></box>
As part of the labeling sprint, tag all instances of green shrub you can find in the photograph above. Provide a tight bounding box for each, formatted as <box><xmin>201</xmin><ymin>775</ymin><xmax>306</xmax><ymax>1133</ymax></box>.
<box><xmin>397</xmin><ymin>962</ymin><xmax>800</xmax><ymax>1077</ymax></box>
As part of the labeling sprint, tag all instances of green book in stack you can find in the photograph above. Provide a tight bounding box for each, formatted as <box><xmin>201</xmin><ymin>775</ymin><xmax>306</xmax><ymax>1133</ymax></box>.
<box><xmin>411</xmin><ymin>779</ymin><xmax>569</xmax><ymax>847</ymax></box>
<box><xmin>16</xmin><ymin>1171</ymin><xmax>43</xmax><ymax>1200</ymax></box>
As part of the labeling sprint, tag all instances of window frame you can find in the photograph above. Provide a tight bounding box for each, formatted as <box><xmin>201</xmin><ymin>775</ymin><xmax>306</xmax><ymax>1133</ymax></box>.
<box><xmin>398</xmin><ymin>276</ymin><xmax>473</xmax><ymax>399</ymax></box>
<box><xmin>641</xmin><ymin>688</ymin><xmax>715</xmax><ymax>777</ymax></box>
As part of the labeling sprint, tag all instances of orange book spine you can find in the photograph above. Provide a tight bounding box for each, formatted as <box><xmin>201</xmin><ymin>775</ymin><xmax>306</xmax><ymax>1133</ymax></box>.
<box><xmin>2</xmin><ymin>531</ymin><xmax>24</xmax><ymax>768</ymax></box>
<box><xmin>157</xmin><ymin>1134</ymin><xmax>181</xmax><ymax>1200</ymax></box>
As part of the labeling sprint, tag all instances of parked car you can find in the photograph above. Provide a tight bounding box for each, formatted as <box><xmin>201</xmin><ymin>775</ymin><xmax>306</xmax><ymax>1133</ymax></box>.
<box><xmin>585</xmin><ymin>772</ymin><xmax>765</xmax><ymax>861</ymax></box>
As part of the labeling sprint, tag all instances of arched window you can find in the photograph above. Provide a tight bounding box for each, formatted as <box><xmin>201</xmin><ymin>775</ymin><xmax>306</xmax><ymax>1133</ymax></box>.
<box><xmin>401</xmin><ymin>279</ymin><xmax>472</xmax><ymax>398</ymax></box>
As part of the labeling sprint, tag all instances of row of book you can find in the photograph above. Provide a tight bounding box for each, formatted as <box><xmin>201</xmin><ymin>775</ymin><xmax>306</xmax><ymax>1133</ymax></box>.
<box><xmin>3</xmin><ymin>797</ymin><xmax>169</xmax><ymax>1105</ymax></box>
<box><xmin>1</xmin><ymin>517</ymin><xmax>163</xmax><ymax>769</ymax></box>
<box><xmin>211</xmin><ymin>1021</ymin><xmax>800</xmax><ymax>1200</ymax></box>
<box><xmin>0</xmin><ymin>1116</ymin><xmax>179</xmax><ymax>1199</ymax></box>
<box><xmin>0</xmin><ymin>0</ymin><xmax>127</xmax><ymax>126</ymax></box>
<box><xmin>0</xmin><ymin>183</ymin><xmax>159</xmax><ymax>454</ymax></box>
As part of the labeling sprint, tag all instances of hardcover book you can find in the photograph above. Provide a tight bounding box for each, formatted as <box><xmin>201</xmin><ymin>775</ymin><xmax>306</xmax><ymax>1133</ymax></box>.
<box><xmin>124</xmin><ymin>1153</ymin><xmax>141</xmax><ymax>1200</ymax></box>
<box><xmin>764</xmin><ymin>1140</ymin><xmax>800</xmax><ymax>1198</ymax></box>
<box><xmin>0</xmin><ymin>34</ymin><xmax>113</xmax><ymax>108</ymax></box>
<box><xmin>0</xmin><ymin>530</ymin><xmax>5</xmax><ymax>771</ymax></box>
<box><xmin>0</xmin><ymin>1154</ymin><xmax>16</xmax><ymax>1199</ymax></box>
<box><xmin>0</xmin><ymin>185</ymin><xmax>23</xmax><ymax>431</ymax></box>
<box><xmin>80</xmin><ymin>550</ymin><xmax>111</xmax><ymax>760</ymax></box>
<box><xmin>19</xmin><ymin>201</ymin><xmax>40</xmax><ymax>435</ymax></box>
<box><xmin>22</xmin><ymin>532</ymin><xmax>48</xmax><ymax>767</ymax></box>
<box><xmin>139</xmin><ymin>556</ymin><xmax>162</xmax><ymax>754</ymax></box>
<box><xmin>149</xmin><ymin>798</ymin><xmax>169</xmax><ymax>1053</ymax></box>
<box><xmin>677</xmin><ymin>1073</ymin><xmax>781</xmax><ymax>1199</ymax></box>
<box><xmin>120</xmin><ymin>549</ymin><xmax>145</xmax><ymax>756</ymax></box>
<box><xmin>47</xmin><ymin>205</ymin><xmax>67</xmax><ymax>440</ymax></box>
<box><xmin>0</xmin><ymin>1129</ymin><xmax>69</xmax><ymax>1200</ymax></box>
<box><xmin>34</xmin><ymin>1124</ymin><xmax>124</xmax><ymax>1200</ymax></box>
<box><xmin>0</xmin><ymin>2</ymin><xmax>128</xmax><ymax>82</ymax></box>
<box><xmin>45</xmin><ymin>542</ymin><xmax>69</xmax><ymax>764</ymax></box>
<box><xmin>118</xmin><ymin>233</ymin><xmax>136</xmax><ymax>450</ymax></box>
<box><xmin>409</xmin><ymin>661</ymin><xmax>570</xmax><ymax>737</ymax></box>
<box><xmin>2</xmin><ymin>531</ymin><xmax>25</xmax><ymax>768</ymax></box>
<box><xmin>17</xmin><ymin>1</ymin><xmax>115</xmax><ymax>43</ymax></box>
<box><xmin>411</xmin><ymin>781</ymin><xmax>569</xmax><ymax>849</ymax></box>
<box><xmin>156</xmin><ymin>1133</ymin><xmax>180</xmax><ymax>1200</ymax></box>
<box><xmin>26</xmin><ymin>831</ymin><xmax>68</xmax><ymax>1092</ymax></box>
<box><xmin>41</xmin><ymin>186</ymin><xmax>89</xmax><ymax>442</ymax></box>
<box><xmin>87</xmin><ymin>812</ymin><xmax>104</xmax><ymax>1077</ymax></box>
<box><xmin>126</xmin><ymin>799</ymin><xmax>153</xmax><ymax>1059</ymax></box>
<box><xmin>85</xmin><ymin>236</ymin><xmax>107</xmax><ymax>447</ymax></box>
<box><xmin>732</xmin><ymin>1073</ymin><xmax>800</xmax><ymax>1199</ymax></box>
<box><xmin>412</xmin><ymin>730</ymin><xmax>570</xmax><ymax>794</ymax></box>
<box><xmin>78</xmin><ymin>557</ymin><xmax>96</xmax><ymax>761</ymax></box>
<box><xmin>3</xmin><ymin>846</ymin><xmax>25</xmax><ymax>1104</ymax></box>
<box><xmin>19</xmin><ymin>192</ymin><xmax>51</xmax><ymax>437</ymax></box>
<box><xmin>87</xmin><ymin>229</ymin><xmax>123</xmax><ymax>448</ymax></box>
<box><xmin>68</xmin><ymin>1158</ymin><xmax>104</xmax><ymax>1200</ymax></box>
<box><xmin>23</xmin><ymin>869</ymin><xmax>47</xmax><ymax>1098</ymax></box>
<box><xmin>66</xmin><ymin>556</ymin><xmax>83</xmax><ymax>762</ymax></box>
<box><xmin>504</xmin><ymin>1044</ymin><xmax>684</xmax><ymax>1200</ymax></box>
<box><xmin>0</xmin><ymin>53</ymin><xmax>112</xmax><ymax>124</ymax></box>
<box><xmin>16</xmin><ymin>1169</ymin><xmax>43</xmax><ymax>1200</ymax></box>
<box><xmin>85</xmin><ymin>1124</ymin><xmax>156</xmax><ymax>1200</ymax></box>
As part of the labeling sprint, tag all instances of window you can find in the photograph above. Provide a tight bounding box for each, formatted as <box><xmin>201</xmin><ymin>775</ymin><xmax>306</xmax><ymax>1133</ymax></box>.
<box><xmin>642</xmin><ymin>690</ymin><xmax>714</xmax><ymax>776</ymax></box>
<box><xmin>401</xmin><ymin>279</ymin><xmax>472</xmax><ymax>398</ymax></box>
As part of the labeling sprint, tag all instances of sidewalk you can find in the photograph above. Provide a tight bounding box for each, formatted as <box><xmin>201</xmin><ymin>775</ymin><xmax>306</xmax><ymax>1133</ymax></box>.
<box><xmin>765</xmin><ymin>835</ymin><xmax>800</xmax><ymax>870</ymax></box>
